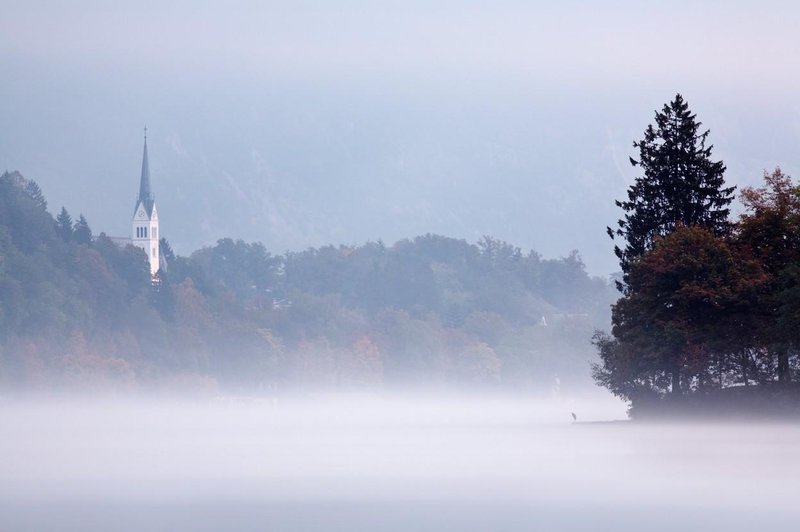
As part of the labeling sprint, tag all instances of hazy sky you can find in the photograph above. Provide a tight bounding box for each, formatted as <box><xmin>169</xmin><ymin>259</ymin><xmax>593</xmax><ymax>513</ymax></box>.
<box><xmin>2</xmin><ymin>1</ymin><xmax>800</xmax><ymax>274</ymax></box>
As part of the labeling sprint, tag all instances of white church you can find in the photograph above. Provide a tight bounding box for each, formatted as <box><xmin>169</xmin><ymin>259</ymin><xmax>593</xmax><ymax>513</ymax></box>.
<box><xmin>111</xmin><ymin>131</ymin><xmax>163</xmax><ymax>276</ymax></box>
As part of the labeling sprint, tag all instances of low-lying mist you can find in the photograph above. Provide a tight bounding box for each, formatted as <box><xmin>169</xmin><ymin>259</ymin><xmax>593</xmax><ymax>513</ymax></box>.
<box><xmin>2</xmin><ymin>393</ymin><xmax>799</xmax><ymax>531</ymax></box>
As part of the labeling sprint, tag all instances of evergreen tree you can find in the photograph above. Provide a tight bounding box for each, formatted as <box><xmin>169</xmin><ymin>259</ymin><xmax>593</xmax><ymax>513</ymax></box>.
<box><xmin>55</xmin><ymin>207</ymin><xmax>73</xmax><ymax>241</ymax></box>
<box><xmin>73</xmin><ymin>214</ymin><xmax>92</xmax><ymax>245</ymax></box>
<box><xmin>23</xmin><ymin>180</ymin><xmax>47</xmax><ymax>210</ymax></box>
<box><xmin>608</xmin><ymin>94</ymin><xmax>735</xmax><ymax>288</ymax></box>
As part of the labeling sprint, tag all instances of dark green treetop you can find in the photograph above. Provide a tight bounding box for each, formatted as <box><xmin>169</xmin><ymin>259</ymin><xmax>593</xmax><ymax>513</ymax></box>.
<box><xmin>55</xmin><ymin>207</ymin><xmax>73</xmax><ymax>241</ymax></box>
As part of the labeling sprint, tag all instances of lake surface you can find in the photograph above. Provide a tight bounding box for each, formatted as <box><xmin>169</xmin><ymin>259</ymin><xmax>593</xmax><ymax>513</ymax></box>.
<box><xmin>2</xmin><ymin>394</ymin><xmax>799</xmax><ymax>531</ymax></box>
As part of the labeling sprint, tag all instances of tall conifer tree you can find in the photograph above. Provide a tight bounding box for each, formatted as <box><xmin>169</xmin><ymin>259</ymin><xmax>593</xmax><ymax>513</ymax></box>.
<box><xmin>73</xmin><ymin>214</ymin><xmax>93</xmax><ymax>245</ymax></box>
<box><xmin>55</xmin><ymin>207</ymin><xmax>74</xmax><ymax>241</ymax></box>
<box><xmin>609</xmin><ymin>94</ymin><xmax>735</xmax><ymax>288</ymax></box>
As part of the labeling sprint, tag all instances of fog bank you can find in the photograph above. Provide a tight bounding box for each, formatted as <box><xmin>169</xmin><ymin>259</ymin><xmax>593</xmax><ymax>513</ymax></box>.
<box><xmin>2</xmin><ymin>395</ymin><xmax>799</xmax><ymax>531</ymax></box>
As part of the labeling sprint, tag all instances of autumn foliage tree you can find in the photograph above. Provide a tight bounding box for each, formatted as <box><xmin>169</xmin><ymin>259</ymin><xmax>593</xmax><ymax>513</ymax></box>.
<box><xmin>738</xmin><ymin>168</ymin><xmax>800</xmax><ymax>381</ymax></box>
<box><xmin>595</xmin><ymin>226</ymin><xmax>765</xmax><ymax>400</ymax></box>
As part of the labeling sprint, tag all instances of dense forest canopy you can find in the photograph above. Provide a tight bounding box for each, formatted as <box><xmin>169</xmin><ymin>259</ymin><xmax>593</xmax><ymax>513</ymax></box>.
<box><xmin>0</xmin><ymin>170</ymin><xmax>616</xmax><ymax>395</ymax></box>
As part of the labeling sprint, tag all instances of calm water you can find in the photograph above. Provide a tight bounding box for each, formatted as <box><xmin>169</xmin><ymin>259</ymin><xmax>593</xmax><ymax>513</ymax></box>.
<box><xmin>1</xmin><ymin>395</ymin><xmax>798</xmax><ymax>531</ymax></box>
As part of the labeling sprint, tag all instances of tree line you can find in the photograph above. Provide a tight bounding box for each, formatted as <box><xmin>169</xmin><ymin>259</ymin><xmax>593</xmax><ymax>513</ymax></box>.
<box><xmin>0</xmin><ymin>170</ymin><xmax>616</xmax><ymax>395</ymax></box>
<box><xmin>595</xmin><ymin>94</ymin><xmax>800</xmax><ymax>417</ymax></box>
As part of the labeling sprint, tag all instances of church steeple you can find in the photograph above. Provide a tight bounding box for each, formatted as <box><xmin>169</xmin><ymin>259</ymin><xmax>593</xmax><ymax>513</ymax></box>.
<box><xmin>131</xmin><ymin>127</ymin><xmax>161</xmax><ymax>276</ymax></box>
<box><xmin>137</xmin><ymin>127</ymin><xmax>155</xmax><ymax>216</ymax></box>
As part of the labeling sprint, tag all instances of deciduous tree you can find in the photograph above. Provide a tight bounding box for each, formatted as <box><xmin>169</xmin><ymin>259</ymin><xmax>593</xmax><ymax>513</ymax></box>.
<box><xmin>738</xmin><ymin>168</ymin><xmax>800</xmax><ymax>380</ymax></box>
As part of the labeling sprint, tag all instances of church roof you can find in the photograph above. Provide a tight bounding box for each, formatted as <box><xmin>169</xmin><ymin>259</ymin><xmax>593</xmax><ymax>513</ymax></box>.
<box><xmin>136</xmin><ymin>132</ymin><xmax>155</xmax><ymax>217</ymax></box>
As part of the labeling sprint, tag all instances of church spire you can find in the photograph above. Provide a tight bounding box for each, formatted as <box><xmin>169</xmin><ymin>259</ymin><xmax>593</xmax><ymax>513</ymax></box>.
<box><xmin>131</xmin><ymin>127</ymin><xmax>161</xmax><ymax>277</ymax></box>
<box><xmin>136</xmin><ymin>127</ymin><xmax>155</xmax><ymax>216</ymax></box>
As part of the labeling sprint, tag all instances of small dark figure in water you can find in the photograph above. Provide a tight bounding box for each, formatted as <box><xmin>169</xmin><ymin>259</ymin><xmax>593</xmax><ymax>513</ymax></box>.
<box><xmin>571</xmin><ymin>412</ymin><xmax>577</xmax><ymax>422</ymax></box>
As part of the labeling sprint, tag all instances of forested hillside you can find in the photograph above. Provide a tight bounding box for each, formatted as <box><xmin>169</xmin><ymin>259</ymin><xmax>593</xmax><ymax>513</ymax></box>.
<box><xmin>0</xmin><ymin>170</ymin><xmax>616</xmax><ymax>395</ymax></box>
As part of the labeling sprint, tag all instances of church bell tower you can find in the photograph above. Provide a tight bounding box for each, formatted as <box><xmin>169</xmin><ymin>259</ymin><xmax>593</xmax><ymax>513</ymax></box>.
<box><xmin>132</xmin><ymin>129</ymin><xmax>160</xmax><ymax>276</ymax></box>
